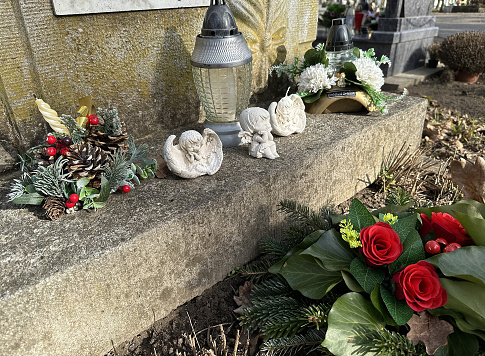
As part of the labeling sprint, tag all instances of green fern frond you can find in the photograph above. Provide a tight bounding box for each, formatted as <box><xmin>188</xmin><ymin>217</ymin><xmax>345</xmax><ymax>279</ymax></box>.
<box><xmin>352</xmin><ymin>328</ymin><xmax>427</xmax><ymax>356</ymax></box>
<box><xmin>260</xmin><ymin>330</ymin><xmax>328</xmax><ymax>356</ymax></box>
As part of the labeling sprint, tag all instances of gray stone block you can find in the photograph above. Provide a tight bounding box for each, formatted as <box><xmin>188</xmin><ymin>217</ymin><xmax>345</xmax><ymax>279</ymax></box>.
<box><xmin>0</xmin><ymin>95</ymin><xmax>427</xmax><ymax>356</ymax></box>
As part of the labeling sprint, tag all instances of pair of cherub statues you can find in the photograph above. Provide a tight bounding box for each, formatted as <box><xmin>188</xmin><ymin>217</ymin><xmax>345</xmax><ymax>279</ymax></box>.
<box><xmin>163</xmin><ymin>94</ymin><xmax>306</xmax><ymax>178</ymax></box>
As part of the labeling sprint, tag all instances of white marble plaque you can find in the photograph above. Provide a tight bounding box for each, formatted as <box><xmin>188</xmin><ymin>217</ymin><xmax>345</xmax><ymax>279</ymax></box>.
<box><xmin>52</xmin><ymin>0</ymin><xmax>209</xmax><ymax>16</ymax></box>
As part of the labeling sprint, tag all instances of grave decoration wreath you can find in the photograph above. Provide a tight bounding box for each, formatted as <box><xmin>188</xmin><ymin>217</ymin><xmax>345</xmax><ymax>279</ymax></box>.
<box><xmin>7</xmin><ymin>96</ymin><xmax>157</xmax><ymax>220</ymax></box>
<box><xmin>271</xmin><ymin>45</ymin><xmax>407</xmax><ymax>114</ymax></box>
<box><xmin>239</xmin><ymin>199</ymin><xmax>485</xmax><ymax>355</ymax></box>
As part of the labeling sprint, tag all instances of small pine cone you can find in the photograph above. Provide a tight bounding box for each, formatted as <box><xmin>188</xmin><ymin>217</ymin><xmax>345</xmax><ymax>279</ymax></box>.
<box><xmin>34</xmin><ymin>147</ymin><xmax>55</xmax><ymax>168</ymax></box>
<box><xmin>86</xmin><ymin>121</ymin><xmax>129</xmax><ymax>154</ymax></box>
<box><xmin>43</xmin><ymin>196</ymin><xmax>65</xmax><ymax>220</ymax></box>
<box><xmin>65</xmin><ymin>142</ymin><xmax>108</xmax><ymax>183</ymax></box>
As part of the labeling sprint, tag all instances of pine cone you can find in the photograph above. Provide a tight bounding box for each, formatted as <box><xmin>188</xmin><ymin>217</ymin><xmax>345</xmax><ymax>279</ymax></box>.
<box><xmin>34</xmin><ymin>147</ymin><xmax>55</xmax><ymax>168</ymax></box>
<box><xmin>43</xmin><ymin>196</ymin><xmax>65</xmax><ymax>220</ymax></box>
<box><xmin>86</xmin><ymin>121</ymin><xmax>129</xmax><ymax>154</ymax></box>
<box><xmin>65</xmin><ymin>142</ymin><xmax>108</xmax><ymax>187</ymax></box>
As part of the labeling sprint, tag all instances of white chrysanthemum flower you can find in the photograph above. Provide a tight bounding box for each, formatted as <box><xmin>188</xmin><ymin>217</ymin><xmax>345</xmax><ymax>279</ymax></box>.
<box><xmin>298</xmin><ymin>64</ymin><xmax>337</xmax><ymax>94</ymax></box>
<box><xmin>353</xmin><ymin>56</ymin><xmax>385</xmax><ymax>91</ymax></box>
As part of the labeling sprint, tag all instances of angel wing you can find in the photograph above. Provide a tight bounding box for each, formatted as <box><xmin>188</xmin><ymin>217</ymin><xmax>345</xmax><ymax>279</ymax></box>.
<box><xmin>163</xmin><ymin>135</ymin><xmax>189</xmax><ymax>177</ymax></box>
<box><xmin>199</xmin><ymin>128</ymin><xmax>223</xmax><ymax>176</ymax></box>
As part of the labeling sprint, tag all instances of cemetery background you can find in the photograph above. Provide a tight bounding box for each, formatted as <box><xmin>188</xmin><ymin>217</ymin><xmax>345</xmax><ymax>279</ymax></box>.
<box><xmin>1</xmin><ymin>0</ymin><xmax>484</xmax><ymax>355</ymax></box>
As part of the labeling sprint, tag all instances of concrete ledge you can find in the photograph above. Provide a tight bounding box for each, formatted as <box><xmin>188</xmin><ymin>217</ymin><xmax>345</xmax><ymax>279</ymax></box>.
<box><xmin>383</xmin><ymin>66</ymin><xmax>445</xmax><ymax>91</ymax></box>
<box><xmin>0</xmin><ymin>95</ymin><xmax>427</xmax><ymax>355</ymax></box>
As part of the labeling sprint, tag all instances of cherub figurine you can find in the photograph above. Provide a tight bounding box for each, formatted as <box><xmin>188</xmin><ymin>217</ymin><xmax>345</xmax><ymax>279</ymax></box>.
<box><xmin>239</xmin><ymin>107</ymin><xmax>279</xmax><ymax>159</ymax></box>
<box><xmin>163</xmin><ymin>129</ymin><xmax>223</xmax><ymax>178</ymax></box>
<box><xmin>268</xmin><ymin>94</ymin><xmax>306</xmax><ymax>137</ymax></box>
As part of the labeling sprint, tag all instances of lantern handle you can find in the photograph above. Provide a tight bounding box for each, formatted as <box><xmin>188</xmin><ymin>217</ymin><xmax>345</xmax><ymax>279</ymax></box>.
<box><xmin>211</xmin><ymin>0</ymin><xmax>226</xmax><ymax>5</ymax></box>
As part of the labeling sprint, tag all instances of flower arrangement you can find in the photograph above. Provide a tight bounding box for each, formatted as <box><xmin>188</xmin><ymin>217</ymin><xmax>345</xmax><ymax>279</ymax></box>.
<box><xmin>238</xmin><ymin>199</ymin><xmax>485</xmax><ymax>355</ymax></box>
<box><xmin>363</xmin><ymin>11</ymin><xmax>380</xmax><ymax>31</ymax></box>
<box><xmin>318</xmin><ymin>3</ymin><xmax>346</xmax><ymax>28</ymax></box>
<box><xmin>271</xmin><ymin>45</ymin><xmax>406</xmax><ymax>114</ymax></box>
<box><xmin>7</xmin><ymin>97</ymin><xmax>158</xmax><ymax>220</ymax></box>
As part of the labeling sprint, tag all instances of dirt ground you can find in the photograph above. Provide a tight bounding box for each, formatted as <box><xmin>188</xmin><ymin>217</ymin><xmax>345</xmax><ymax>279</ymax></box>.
<box><xmin>106</xmin><ymin>72</ymin><xmax>485</xmax><ymax>356</ymax></box>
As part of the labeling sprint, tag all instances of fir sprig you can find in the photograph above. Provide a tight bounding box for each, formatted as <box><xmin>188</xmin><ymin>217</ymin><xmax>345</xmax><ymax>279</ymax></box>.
<box><xmin>260</xmin><ymin>330</ymin><xmax>329</xmax><ymax>356</ymax></box>
<box><xmin>60</xmin><ymin>114</ymin><xmax>87</xmax><ymax>144</ymax></box>
<box><xmin>7</xmin><ymin>172</ymin><xmax>33</xmax><ymax>201</ymax></box>
<box><xmin>105</xmin><ymin>148</ymin><xmax>131</xmax><ymax>192</ymax></box>
<box><xmin>278</xmin><ymin>200</ymin><xmax>333</xmax><ymax>232</ymax></box>
<box><xmin>352</xmin><ymin>327</ymin><xmax>427</xmax><ymax>356</ymax></box>
<box><xmin>97</xmin><ymin>108</ymin><xmax>122</xmax><ymax>136</ymax></box>
<box><xmin>32</xmin><ymin>157</ymin><xmax>71</xmax><ymax>198</ymax></box>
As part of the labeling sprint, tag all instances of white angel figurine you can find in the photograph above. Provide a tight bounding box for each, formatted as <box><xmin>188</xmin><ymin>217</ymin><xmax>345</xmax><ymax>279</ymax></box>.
<box><xmin>268</xmin><ymin>94</ymin><xmax>306</xmax><ymax>137</ymax></box>
<box><xmin>163</xmin><ymin>129</ymin><xmax>223</xmax><ymax>179</ymax></box>
<box><xmin>239</xmin><ymin>107</ymin><xmax>279</xmax><ymax>159</ymax></box>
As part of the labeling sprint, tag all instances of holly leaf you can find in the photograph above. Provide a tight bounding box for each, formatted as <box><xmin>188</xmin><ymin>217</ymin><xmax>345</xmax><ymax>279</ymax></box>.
<box><xmin>347</xmin><ymin>198</ymin><xmax>376</xmax><ymax>231</ymax></box>
<box><xmin>449</xmin><ymin>157</ymin><xmax>485</xmax><ymax>203</ymax></box>
<box><xmin>380</xmin><ymin>285</ymin><xmax>413</xmax><ymax>325</ymax></box>
<box><xmin>350</xmin><ymin>257</ymin><xmax>385</xmax><ymax>294</ymax></box>
<box><xmin>323</xmin><ymin>292</ymin><xmax>385</xmax><ymax>355</ymax></box>
<box><xmin>407</xmin><ymin>311</ymin><xmax>454</xmax><ymax>355</ymax></box>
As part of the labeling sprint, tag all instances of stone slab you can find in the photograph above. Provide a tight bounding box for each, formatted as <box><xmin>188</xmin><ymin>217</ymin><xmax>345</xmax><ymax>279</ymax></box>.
<box><xmin>382</xmin><ymin>65</ymin><xmax>444</xmax><ymax>91</ymax></box>
<box><xmin>0</xmin><ymin>95</ymin><xmax>427</xmax><ymax>355</ymax></box>
<box><xmin>52</xmin><ymin>0</ymin><xmax>209</xmax><ymax>15</ymax></box>
<box><xmin>378</xmin><ymin>16</ymin><xmax>436</xmax><ymax>32</ymax></box>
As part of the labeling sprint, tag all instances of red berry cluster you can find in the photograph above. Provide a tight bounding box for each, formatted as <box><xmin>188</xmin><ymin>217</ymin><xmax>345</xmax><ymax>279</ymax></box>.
<box><xmin>45</xmin><ymin>135</ymin><xmax>72</xmax><ymax>157</ymax></box>
<box><xmin>65</xmin><ymin>193</ymin><xmax>79</xmax><ymax>208</ymax></box>
<box><xmin>425</xmin><ymin>238</ymin><xmax>461</xmax><ymax>255</ymax></box>
<box><xmin>87</xmin><ymin>114</ymin><xmax>99</xmax><ymax>126</ymax></box>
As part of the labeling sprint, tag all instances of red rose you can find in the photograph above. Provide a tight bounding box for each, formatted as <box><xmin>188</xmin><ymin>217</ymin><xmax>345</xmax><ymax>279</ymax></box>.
<box><xmin>392</xmin><ymin>261</ymin><xmax>447</xmax><ymax>312</ymax></box>
<box><xmin>419</xmin><ymin>212</ymin><xmax>472</xmax><ymax>246</ymax></box>
<box><xmin>360</xmin><ymin>222</ymin><xmax>403</xmax><ymax>266</ymax></box>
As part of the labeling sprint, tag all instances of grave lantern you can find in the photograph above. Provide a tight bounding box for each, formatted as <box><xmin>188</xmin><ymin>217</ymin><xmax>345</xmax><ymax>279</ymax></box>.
<box><xmin>325</xmin><ymin>18</ymin><xmax>355</xmax><ymax>75</ymax></box>
<box><xmin>191</xmin><ymin>0</ymin><xmax>253</xmax><ymax>147</ymax></box>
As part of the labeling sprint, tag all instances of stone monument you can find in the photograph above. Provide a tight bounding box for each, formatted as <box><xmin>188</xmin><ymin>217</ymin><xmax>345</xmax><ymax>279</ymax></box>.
<box><xmin>352</xmin><ymin>0</ymin><xmax>438</xmax><ymax>76</ymax></box>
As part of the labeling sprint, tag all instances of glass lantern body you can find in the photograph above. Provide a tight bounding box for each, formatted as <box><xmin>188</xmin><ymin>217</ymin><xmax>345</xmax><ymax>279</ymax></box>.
<box><xmin>192</xmin><ymin>62</ymin><xmax>252</xmax><ymax>124</ymax></box>
<box><xmin>327</xmin><ymin>49</ymin><xmax>355</xmax><ymax>75</ymax></box>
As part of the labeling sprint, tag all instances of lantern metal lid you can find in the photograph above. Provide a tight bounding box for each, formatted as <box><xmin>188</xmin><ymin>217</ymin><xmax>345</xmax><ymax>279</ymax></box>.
<box><xmin>191</xmin><ymin>0</ymin><xmax>252</xmax><ymax>69</ymax></box>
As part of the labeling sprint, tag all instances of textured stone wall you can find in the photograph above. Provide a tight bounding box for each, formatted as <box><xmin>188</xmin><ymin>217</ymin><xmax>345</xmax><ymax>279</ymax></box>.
<box><xmin>0</xmin><ymin>0</ymin><xmax>318</xmax><ymax>171</ymax></box>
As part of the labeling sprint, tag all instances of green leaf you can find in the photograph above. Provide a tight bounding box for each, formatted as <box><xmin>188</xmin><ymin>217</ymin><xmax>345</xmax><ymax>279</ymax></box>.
<box><xmin>76</xmin><ymin>177</ymin><xmax>90</xmax><ymax>192</ymax></box>
<box><xmin>453</xmin><ymin>210</ymin><xmax>485</xmax><ymax>246</ymax></box>
<box><xmin>341</xmin><ymin>270</ymin><xmax>364</xmax><ymax>292</ymax></box>
<box><xmin>323</xmin><ymin>292</ymin><xmax>385</xmax><ymax>356</ymax></box>
<box><xmin>301</xmin><ymin>228</ymin><xmax>354</xmax><ymax>271</ymax></box>
<box><xmin>391</xmin><ymin>213</ymin><xmax>418</xmax><ymax>244</ymax></box>
<box><xmin>427</xmin><ymin>246</ymin><xmax>485</xmax><ymax>286</ymax></box>
<box><xmin>379</xmin><ymin>285</ymin><xmax>413</xmax><ymax>325</ymax></box>
<box><xmin>418</xmin><ymin>200</ymin><xmax>485</xmax><ymax>220</ymax></box>
<box><xmin>347</xmin><ymin>199</ymin><xmax>376</xmax><ymax>231</ymax></box>
<box><xmin>372</xmin><ymin>203</ymin><xmax>414</xmax><ymax>216</ymax></box>
<box><xmin>278</xmin><ymin>253</ymin><xmax>342</xmax><ymax>299</ymax></box>
<box><xmin>269</xmin><ymin>230</ymin><xmax>324</xmax><ymax>274</ymax></box>
<box><xmin>435</xmin><ymin>329</ymin><xmax>479</xmax><ymax>356</ymax></box>
<box><xmin>96</xmin><ymin>175</ymin><xmax>110</xmax><ymax>203</ymax></box>
<box><xmin>350</xmin><ymin>258</ymin><xmax>385</xmax><ymax>294</ymax></box>
<box><xmin>12</xmin><ymin>192</ymin><xmax>44</xmax><ymax>205</ymax></box>
<box><xmin>440</xmin><ymin>279</ymin><xmax>485</xmax><ymax>335</ymax></box>
<box><xmin>302</xmin><ymin>90</ymin><xmax>323</xmax><ymax>103</ymax></box>
<box><xmin>25</xmin><ymin>184</ymin><xmax>36</xmax><ymax>193</ymax></box>
<box><xmin>352</xmin><ymin>46</ymin><xmax>360</xmax><ymax>58</ymax></box>
<box><xmin>370</xmin><ymin>284</ymin><xmax>396</xmax><ymax>326</ymax></box>
<box><xmin>92</xmin><ymin>202</ymin><xmax>106</xmax><ymax>209</ymax></box>
<box><xmin>388</xmin><ymin>230</ymin><xmax>424</xmax><ymax>276</ymax></box>
<box><xmin>304</xmin><ymin>47</ymin><xmax>327</xmax><ymax>66</ymax></box>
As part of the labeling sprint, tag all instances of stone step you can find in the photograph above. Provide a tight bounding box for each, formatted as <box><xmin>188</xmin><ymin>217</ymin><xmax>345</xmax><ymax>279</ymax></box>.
<box><xmin>0</xmin><ymin>95</ymin><xmax>427</xmax><ymax>355</ymax></box>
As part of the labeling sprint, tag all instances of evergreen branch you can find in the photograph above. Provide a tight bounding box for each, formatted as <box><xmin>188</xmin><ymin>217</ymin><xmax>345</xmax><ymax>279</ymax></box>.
<box><xmin>105</xmin><ymin>148</ymin><xmax>130</xmax><ymax>191</ymax></box>
<box><xmin>60</xmin><ymin>114</ymin><xmax>87</xmax><ymax>144</ymax></box>
<box><xmin>259</xmin><ymin>236</ymin><xmax>296</xmax><ymax>260</ymax></box>
<box><xmin>32</xmin><ymin>157</ymin><xmax>70</xmax><ymax>198</ymax></box>
<box><xmin>97</xmin><ymin>108</ymin><xmax>122</xmax><ymax>136</ymax></box>
<box><xmin>260</xmin><ymin>330</ymin><xmax>328</xmax><ymax>356</ymax></box>
<box><xmin>250</xmin><ymin>276</ymin><xmax>293</xmax><ymax>299</ymax></box>
<box><xmin>278</xmin><ymin>199</ymin><xmax>332</xmax><ymax>231</ymax></box>
<box><xmin>7</xmin><ymin>172</ymin><xmax>33</xmax><ymax>201</ymax></box>
<box><xmin>126</xmin><ymin>136</ymin><xmax>150</xmax><ymax>165</ymax></box>
<box><xmin>352</xmin><ymin>328</ymin><xmax>427</xmax><ymax>356</ymax></box>
<box><xmin>239</xmin><ymin>259</ymin><xmax>275</xmax><ymax>282</ymax></box>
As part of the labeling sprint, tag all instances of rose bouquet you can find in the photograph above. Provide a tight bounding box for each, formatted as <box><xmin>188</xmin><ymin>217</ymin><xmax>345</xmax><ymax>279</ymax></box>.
<box><xmin>239</xmin><ymin>199</ymin><xmax>485</xmax><ymax>355</ymax></box>
<box><xmin>271</xmin><ymin>45</ymin><xmax>406</xmax><ymax>114</ymax></box>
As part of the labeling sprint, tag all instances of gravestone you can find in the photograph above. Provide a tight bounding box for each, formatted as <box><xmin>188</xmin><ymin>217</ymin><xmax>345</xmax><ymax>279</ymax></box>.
<box><xmin>353</xmin><ymin>0</ymin><xmax>438</xmax><ymax>76</ymax></box>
